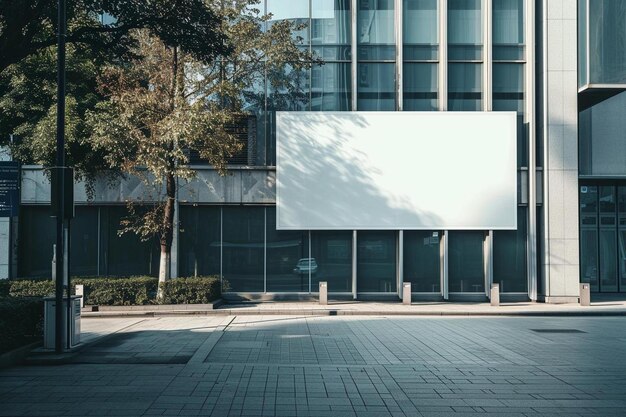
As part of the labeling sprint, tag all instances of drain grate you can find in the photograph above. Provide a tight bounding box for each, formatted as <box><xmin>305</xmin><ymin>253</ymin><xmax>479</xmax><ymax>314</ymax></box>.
<box><xmin>530</xmin><ymin>329</ymin><xmax>586</xmax><ymax>334</ymax></box>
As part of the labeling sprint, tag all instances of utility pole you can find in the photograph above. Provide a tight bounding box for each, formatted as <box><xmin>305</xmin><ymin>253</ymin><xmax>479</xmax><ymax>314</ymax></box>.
<box><xmin>54</xmin><ymin>0</ymin><xmax>67</xmax><ymax>354</ymax></box>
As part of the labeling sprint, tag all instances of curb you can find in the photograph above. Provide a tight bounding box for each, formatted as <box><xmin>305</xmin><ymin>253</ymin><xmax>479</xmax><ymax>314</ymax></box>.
<box><xmin>80</xmin><ymin>308</ymin><xmax>626</xmax><ymax>318</ymax></box>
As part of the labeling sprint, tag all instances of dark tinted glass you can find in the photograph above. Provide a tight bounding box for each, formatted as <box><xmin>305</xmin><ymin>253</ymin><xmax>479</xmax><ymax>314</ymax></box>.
<box><xmin>311</xmin><ymin>231</ymin><xmax>353</xmax><ymax>292</ymax></box>
<box><xmin>403</xmin><ymin>231</ymin><xmax>440</xmax><ymax>292</ymax></box>
<box><xmin>448</xmin><ymin>231</ymin><xmax>484</xmax><ymax>292</ymax></box>
<box><xmin>493</xmin><ymin>208</ymin><xmax>527</xmax><ymax>292</ymax></box>
<box><xmin>357</xmin><ymin>231</ymin><xmax>397</xmax><ymax>292</ymax></box>
<box><xmin>178</xmin><ymin>206</ymin><xmax>220</xmax><ymax>277</ymax></box>
<box><xmin>266</xmin><ymin>207</ymin><xmax>309</xmax><ymax>292</ymax></box>
<box><xmin>222</xmin><ymin>206</ymin><xmax>265</xmax><ymax>292</ymax></box>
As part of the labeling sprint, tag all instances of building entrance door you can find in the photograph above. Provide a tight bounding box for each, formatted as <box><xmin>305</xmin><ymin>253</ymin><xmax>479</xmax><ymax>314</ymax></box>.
<box><xmin>579</xmin><ymin>183</ymin><xmax>626</xmax><ymax>293</ymax></box>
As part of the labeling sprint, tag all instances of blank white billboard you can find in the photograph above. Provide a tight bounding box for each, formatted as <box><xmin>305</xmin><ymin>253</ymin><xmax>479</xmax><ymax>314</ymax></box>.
<box><xmin>276</xmin><ymin>111</ymin><xmax>517</xmax><ymax>230</ymax></box>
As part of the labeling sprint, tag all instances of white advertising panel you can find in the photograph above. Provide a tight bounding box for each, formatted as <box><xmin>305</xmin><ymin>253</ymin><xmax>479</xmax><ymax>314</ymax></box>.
<box><xmin>276</xmin><ymin>111</ymin><xmax>517</xmax><ymax>230</ymax></box>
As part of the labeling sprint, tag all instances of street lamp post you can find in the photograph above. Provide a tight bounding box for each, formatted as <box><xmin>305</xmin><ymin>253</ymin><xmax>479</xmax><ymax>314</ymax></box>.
<box><xmin>54</xmin><ymin>0</ymin><xmax>67</xmax><ymax>354</ymax></box>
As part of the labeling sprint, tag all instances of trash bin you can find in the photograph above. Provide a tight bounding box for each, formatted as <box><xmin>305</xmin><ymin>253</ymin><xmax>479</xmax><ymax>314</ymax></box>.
<box><xmin>44</xmin><ymin>296</ymin><xmax>82</xmax><ymax>350</ymax></box>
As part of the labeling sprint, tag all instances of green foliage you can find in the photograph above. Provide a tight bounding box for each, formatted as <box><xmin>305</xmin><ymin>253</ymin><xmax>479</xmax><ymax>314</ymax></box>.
<box><xmin>0</xmin><ymin>0</ymin><xmax>227</xmax><ymax>72</ymax></box>
<box><xmin>8</xmin><ymin>280</ymin><xmax>55</xmax><ymax>298</ymax></box>
<box><xmin>158</xmin><ymin>277</ymin><xmax>221</xmax><ymax>304</ymax></box>
<box><xmin>7</xmin><ymin>276</ymin><xmax>221</xmax><ymax>305</ymax></box>
<box><xmin>74</xmin><ymin>276</ymin><xmax>158</xmax><ymax>306</ymax></box>
<box><xmin>0</xmin><ymin>297</ymin><xmax>44</xmax><ymax>354</ymax></box>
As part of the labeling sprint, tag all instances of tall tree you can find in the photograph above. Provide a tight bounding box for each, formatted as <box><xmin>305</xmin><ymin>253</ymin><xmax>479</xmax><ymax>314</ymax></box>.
<box><xmin>0</xmin><ymin>0</ymin><xmax>226</xmax><ymax>73</ymax></box>
<box><xmin>88</xmin><ymin>0</ymin><xmax>316</xmax><ymax>288</ymax></box>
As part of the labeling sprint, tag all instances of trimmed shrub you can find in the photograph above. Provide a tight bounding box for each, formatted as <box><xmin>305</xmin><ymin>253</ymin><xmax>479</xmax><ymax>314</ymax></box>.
<box><xmin>8</xmin><ymin>275</ymin><xmax>221</xmax><ymax>305</ymax></box>
<box><xmin>0</xmin><ymin>297</ymin><xmax>44</xmax><ymax>354</ymax></box>
<box><xmin>9</xmin><ymin>280</ymin><xmax>55</xmax><ymax>298</ymax></box>
<box><xmin>74</xmin><ymin>277</ymin><xmax>158</xmax><ymax>306</ymax></box>
<box><xmin>159</xmin><ymin>277</ymin><xmax>221</xmax><ymax>304</ymax></box>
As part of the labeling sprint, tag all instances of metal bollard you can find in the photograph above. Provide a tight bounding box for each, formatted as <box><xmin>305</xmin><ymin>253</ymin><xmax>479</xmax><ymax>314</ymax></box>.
<box><xmin>402</xmin><ymin>282</ymin><xmax>411</xmax><ymax>305</ymax></box>
<box><xmin>319</xmin><ymin>281</ymin><xmax>328</xmax><ymax>305</ymax></box>
<box><xmin>75</xmin><ymin>284</ymin><xmax>84</xmax><ymax>308</ymax></box>
<box><xmin>490</xmin><ymin>283</ymin><xmax>500</xmax><ymax>307</ymax></box>
<box><xmin>579</xmin><ymin>283</ymin><xmax>591</xmax><ymax>306</ymax></box>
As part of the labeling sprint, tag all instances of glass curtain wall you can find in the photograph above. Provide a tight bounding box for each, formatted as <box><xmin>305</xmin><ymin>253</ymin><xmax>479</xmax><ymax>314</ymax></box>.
<box><xmin>311</xmin><ymin>0</ymin><xmax>352</xmax><ymax>111</ymax></box>
<box><xmin>447</xmin><ymin>0</ymin><xmax>483</xmax><ymax>110</ymax></box>
<box><xmin>492</xmin><ymin>0</ymin><xmax>524</xmax><ymax>113</ymax></box>
<box><xmin>266</xmin><ymin>207</ymin><xmax>309</xmax><ymax>292</ymax></box>
<box><xmin>580</xmin><ymin>185</ymin><xmax>599</xmax><ymax>291</ymax></box>
<box><xmin>403</xmin><ymin>0</ymin><xmax>438</xmax><ymax>110</ymax></box>
<box><xmin>357</xmin><ymin>0</ymin><xmax>396</xmax><ymax>110</ymax></box>
<box><xmin>493</xmin><ymin>208</ymin><xmax>527</xmax><ymax>292</ymax></box>
<box><xmin>448</xmin><ymin>231</ymin><xmax>484</xmax><ymax>293</ymax></box>
<box><xmin>619</xmin><ymin>187</ymin><xmax>626</xmax><ymax>291</ymax></box>
<box><xmin>222</xmin><ymin>206</ymin><xmax>265</xmax><ymax>292</ymax></box>
<box><xmin>266</xmin><ymin>0</ymin><xmax>310</xmax><ymax>165</ymax></box>
<box><xmin>599</xmin><ymin>186</ymin><xmax>618</xmax><ymax>292</ymax></box>
<box><xmin>178</xmin><ymin>206</ymin><xmax>221</xmax><ymax>277</ymax></box>
<box><xmin>311</xmin><ymin>231</ymin><xmax>353</xmax><ymax>292</ymax></box>
<box><xmin>357</xmin><ymin>231</ymin><xmax>397</xmax><ymax>292</ymax></box>
<box><xmin>403</xmin><ymin>231</ymin><xmax>440</xmax><ymax>292</ymax></box>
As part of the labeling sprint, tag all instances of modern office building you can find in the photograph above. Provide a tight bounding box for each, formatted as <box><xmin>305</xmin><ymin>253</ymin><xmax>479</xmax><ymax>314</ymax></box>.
<box><xmin>9</xmin><ymin>0</ymin><xmax>626</xmax><ymax>302</ymax></box>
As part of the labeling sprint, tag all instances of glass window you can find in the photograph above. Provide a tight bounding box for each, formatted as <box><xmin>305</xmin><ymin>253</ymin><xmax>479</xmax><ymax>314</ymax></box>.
<box><xmin>618</xmin><ymin>187</ymin><xmax>626</xmax><ymax>292</ymax></box>
<box><xmin>448</xmin><ymin>63</ymin><xmax>482</xmax><ymax>111</ymax></box>
<box><xmin>266</xmin><ymin>0</ymin><xmax>310</xmax><ymax>43</ymax></box>
<box><xmin>311</xmin><ymin>63</ymin><xmax>352</xmax><ymax>111</ymax></box>
<box><xmin>312</xmin><ymin>0</ymin><xmax>351</xmax><ymax>47</ymax></box>
<box><xmin>493</xmin><ymin>0</ymin><xmax>524</xmax><ymax>60</ymax></box>
<box><xmin>18</xmin><ymin>206</ymin><xmax>57</xmax><ymax>278</ymax></box>
<box><xmin>448</xmin><ymin>0</ymin><xmax>482</xmax><ymax>60</ymax></box>
<box><xmin>599</xmin><ymin>186</ymin><xmax>617</xmax><ymax>292</ymax></box>
<box><xmin>222</xmin><ymin>206</ymin><xmax>265</xmax><ymax>292</ymax></box>
<box><xmin>70</xmin><ymin>207</ymin><xmax>99</xmax><ymax>277</ymax></box>
<box><xmin>357</xmin><ymin>231</ymin><xmax>397</xmax><ymax>292</ymax></box>
<box><xmin>580</xmin><ymin>185</ymin><xmax>599</xmax><ymax>291</ymax></box>
<box><xmin>589</xmin><ymin>0</ymin><xmax>626</xmax><ymax>84</ymax></box>
<box><xmin>311</xmin><ymin>231</ymin><xmax>353</xmax><ymax>292</ymax></box>
<box><xmin>357</xmin><ymin>63</ymin><xmax>395</xmax><ymax>110</ymax></box>
<box><xmin>403</xmin><ymin>0</ymin><xmax>438</xmax><ymax>60</ymax></box>
<box><xmin>579</xmin><ymin>91</ymin><xmax>626</xmax><ymax>177</ymax></box>
<box><xmin>403</xmin><ymin>231</ymin><xmax>440</xmax><ymax>292</ymax></box>
<box><xmin>357</xmin><ymin>0</ymin><xmax>395</xmax><ymax>50</ymax></box>
<box><xmin>178</xmin><ymin>206</ymin><xmax>220</xmax><ymax>277</ymax></box>
<box><xmin>357</xmin><ymin>0</ymin><xmax>395</xmax><ymax>111</ymax></box>
<box><xmin>578</xmin><ymin>0</ymin><xmax>587</xmax><ymax>86</ymax></box>
<box><xmin>102</xmin><ymin>206</ymin><xmax>159</xmax><ymax>277</ymax></box>
<box><xmin>493</xmin><ymin>63</ymin><xmax>524</xmax><ymax>113</ymax></box>
<box><xmin>448</xmin><ymin>231</ymin><xmax>484</xmax><ymax>293</ymax></box>
<box><xmin>493</xmin><ymin>208</ymin><xmax>527</xmax><ymax>293</ymax></box>
<box><xmin>403</xmin><ymin>63</ymin><xmax>437</xmax><ymax>110</ymax></box>
<box><xmin>266</xmin><ymin>207</ymin><xmax>309</xmax><ymax>292</ymax></box>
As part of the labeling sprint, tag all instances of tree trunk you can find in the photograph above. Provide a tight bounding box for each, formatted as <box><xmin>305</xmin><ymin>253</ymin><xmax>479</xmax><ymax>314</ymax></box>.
<box><xmin>158</xmin><ymin>172</ymin><xmax>176</xmax><ymax>285</ymax></box>
<box><xmin>158</xmin><ymin>46</ymin><xmax>179</xmax><ymax>291</ymax></box>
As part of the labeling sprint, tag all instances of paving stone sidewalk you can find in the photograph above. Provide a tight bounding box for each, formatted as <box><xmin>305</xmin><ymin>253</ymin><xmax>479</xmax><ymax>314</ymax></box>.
<box><xmin>82</xmin><ymin>297</ymin><xmax>626</xmax><ymax>317</ymax></box>
<box><xmin>2</xmin><ymin>315</ymin><xmax>626</xmax><ymax>416</ymax></box>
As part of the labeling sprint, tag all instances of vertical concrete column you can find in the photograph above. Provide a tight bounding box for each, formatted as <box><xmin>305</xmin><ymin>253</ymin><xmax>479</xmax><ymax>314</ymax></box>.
<box><xmin>541</xmin><ymin>0</ymin><xmax>580</xmax><ymax>303</ymax></box>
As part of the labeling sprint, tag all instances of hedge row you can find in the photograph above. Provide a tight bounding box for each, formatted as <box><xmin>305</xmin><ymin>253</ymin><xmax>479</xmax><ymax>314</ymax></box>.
<box><xmin>6</xmin><ymin>276</ymin><xmax>221</xmax><ymax>305</ymax></box>
<box><xmin>0</xmin><ymin>297</ymin><xmax>44</xmax><ymax>354</ymax></box>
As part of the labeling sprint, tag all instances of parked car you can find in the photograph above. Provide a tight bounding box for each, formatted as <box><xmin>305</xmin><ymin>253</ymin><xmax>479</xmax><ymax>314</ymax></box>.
<box><xmin>293</xmin><ymin>258</ymin><xmax>318</xmax><ymax>274</ymax></box>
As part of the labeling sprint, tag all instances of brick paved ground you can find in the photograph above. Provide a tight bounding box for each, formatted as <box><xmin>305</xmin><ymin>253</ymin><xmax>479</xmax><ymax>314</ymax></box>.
<box><xmin>2</xmin><ymin>315</ymin><xmax>626</xmax><ymax>416</ymax></box>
